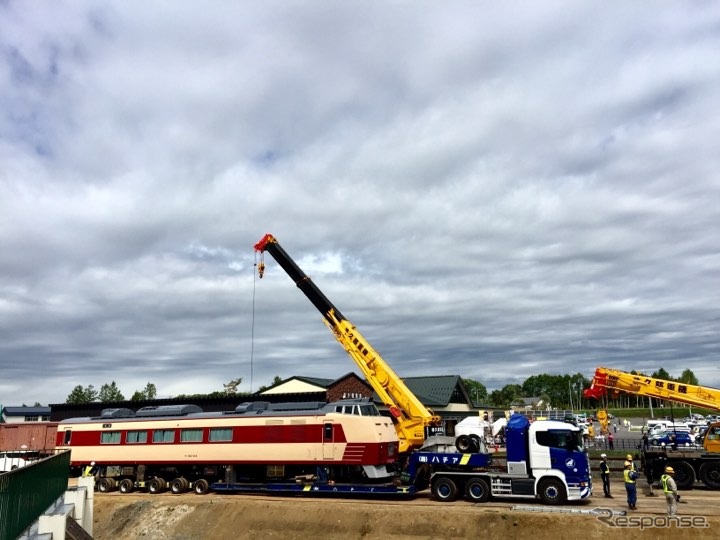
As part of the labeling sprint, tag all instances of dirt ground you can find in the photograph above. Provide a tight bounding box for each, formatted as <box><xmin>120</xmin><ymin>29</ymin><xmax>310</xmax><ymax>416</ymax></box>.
<box><xmin>92</xmin><ymin>482</ymin><xmax>720</xmax><ymax>540</ymax></box>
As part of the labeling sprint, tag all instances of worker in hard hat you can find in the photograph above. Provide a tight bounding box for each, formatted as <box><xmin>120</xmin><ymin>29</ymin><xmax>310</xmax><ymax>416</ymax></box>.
<box><xmin>623</xmin><ymin>460</ymin><xmax>639</xmax><ymax>510</ymax></box>
<box><xmin>661</xmin><ymin>466</ymin><xmax>678</xmax><ymax>516</ymax></box>
<box><xmin>82</xmin><ymin>461</ymin><xmax>97</xmax><ymax>477</ymax></box>
<box><xmin>599</xmin><ymin>454</ymin><xmax>612</xmax><ymax>498</ymax></box>
<box><xmin>625</xmin><ymin>453</ymin><xmax>636</xmax><ymax>471</ymax></box>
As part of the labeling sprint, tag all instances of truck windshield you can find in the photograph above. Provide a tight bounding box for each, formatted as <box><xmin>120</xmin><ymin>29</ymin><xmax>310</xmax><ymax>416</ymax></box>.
<box><xmin>536</xmin><ymin>429</ymin><xmax>584</xmax><ymax>451</ymax></box>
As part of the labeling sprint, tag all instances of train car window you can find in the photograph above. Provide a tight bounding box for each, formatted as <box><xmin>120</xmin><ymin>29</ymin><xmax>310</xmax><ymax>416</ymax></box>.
<box><xmin>360</xmin><ymin>405</ymin><xmax>380</xmax><ymax>416</ymax></box>
<box><xmin>100</xmin><ymin>432</ymin><xmax>121</xmax><ymax>444</ymax></box>
<box><xmin>180</xmin><ymin>429</ymin><xmax>203</xmax><ymax>443</ymax></box>
<box><xmin>126</xmin><ymin>430</ymin><xmax>148</xmax><ymax>444</ymax></box>
<box><xmin>152</xmin><ymin>429</ymin><xmax>175</xmax><ymax>443</ymax></box>
<box><xmin>209</xmin><ymin>428</ymin><xmax>232</xmax><ymax>442</ymax></box>
<box><xmin>324</xmin><ymin>423</ymin><xmax>333</xmax><ymax>441</ymax></box>
<box><xmin>63</xmin><ymin>431</ymin><xmax>72</xmax><ymax>445</ymax></box>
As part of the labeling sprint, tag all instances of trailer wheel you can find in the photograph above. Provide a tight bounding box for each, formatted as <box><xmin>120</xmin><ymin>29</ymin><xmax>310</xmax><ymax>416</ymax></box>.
<box><xmin>193</xmin><ymin>478</ymin><xmax>210</xmax><ymax>495</ymax></box>
<box><xmin>432</xmin><ymin>477</ymin><xmax>458</xmax><ymax>502</ymax></box>
<box><xmin>699</xmin><ymin>462</ymin><xmax>720</xmax><ymax>489</ymax></box>
<box><xmin>455</xmin><ymin>435</ymin><xmax>473</xmax><ymax>453</ymax></box>
<box><xmin>148</xmin><ymin>477</ymin><xmax>167</xmax><ymax>494</ymax></box>
<box><xmin>673</xmin><ymin>461</ymin><xmax>696</xmax><ymax>490</ymax></box>
<box><xmin>465</xmin><ymin>477</ymin><xmax>491</xmax><ymax>503</ymax></box>
<box><xmin>119</xmin><ymin>479</ymin><xmax>134</xmax><ymax>493</ymax></box>
<box><xmin>171</xmin><ymin>477</ymin><xmax>190</xmax><ymax>494</ymax></box>
<box><xmin>538</xmin><ymin>478</ymin><xmax>566</xmax><ymax>505</ymax></box>
<box><xmin>97</xmin><ymin>478</ymin><xmax>110</xmax><ymax>493</ymax></box>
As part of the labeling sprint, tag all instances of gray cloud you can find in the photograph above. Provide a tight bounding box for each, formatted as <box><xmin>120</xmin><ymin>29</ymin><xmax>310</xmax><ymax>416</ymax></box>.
<box><xmin>1</xmin><ymin>2</ymin><xmax>719</xmax><ymax>406</ymax></box>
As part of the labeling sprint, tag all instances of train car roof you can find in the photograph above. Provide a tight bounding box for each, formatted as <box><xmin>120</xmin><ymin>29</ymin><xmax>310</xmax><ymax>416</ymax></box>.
<box><xmin>58</xmin><ymin>398</ymin><xmax>378</xmax><ymax>424</ymax></box>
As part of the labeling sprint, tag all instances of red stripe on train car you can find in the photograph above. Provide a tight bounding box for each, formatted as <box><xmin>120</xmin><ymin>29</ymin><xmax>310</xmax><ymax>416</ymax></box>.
<box><xmin>58</xmin><ymin>423</ymin><xmax>350</xmax><ymax>447</ymax></box>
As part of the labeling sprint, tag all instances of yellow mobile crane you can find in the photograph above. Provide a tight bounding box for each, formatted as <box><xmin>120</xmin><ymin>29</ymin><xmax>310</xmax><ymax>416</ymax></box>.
<box><xmin>254</xmin><ymin>234</ymin><xmax>441</xmax><ymax>453</ymax></box>
<box><xmin>585</xmin><ymin>366</ymin><xmax>720</xmax><ymax>489</ymax></box>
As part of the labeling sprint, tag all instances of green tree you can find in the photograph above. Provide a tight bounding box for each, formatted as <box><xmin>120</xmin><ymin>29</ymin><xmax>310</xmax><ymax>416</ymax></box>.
<box><xmin>257</xmin><ymin>376</ymin><xmax>284</xmax><ymax>393</ymax></box>
<box><xmin>677</xmin><ymin>369</ymin><xmax>699</xmax><ymax>386</ymax></box>
<box><xmin>522</xmin><ymin>374</ymin><xmax>562</xmax><ymax>407</ymax></box>
<box><xmin>462</xmin><ymin>378</ymin><xmax>488</xmax><ymax>403</ymax></box>
<box><xmin>223</xmin><ymin>377</ymin><xmax>243</xmax><ymax>395</ymax></box>
<box><xmin>567</xmin><ymin>372</ymin><xmax>591</xmax><ymax>409</ymax></box>
<box><xmin>66</xmin><ymin>385</ymin><xmax>98</xmax><ymax>404</ymax></box>
<box><xmin>130</xmin><ymin>382</ymin><xmax>157</xmax><ymax>401</ymax></box>
<box><xmin>651</xmin><ymin>367</ymin><xmax>672</xmax><ymax>380</ymax></box>
<box><xmin>143</xmin><ymin>382</ymin><xmax>157</xmax><ymax>399</ymax></box>
<box><xmin>538</xmin><ymin>393</ymin><xmax>551</xmax><ymax>409</ymax></box>
<box><xmin>489</xmin><ymin>384</ymin><xmax>522</xmax><ymax>407</ymax></box>
<box><xmin>99</xmin><ymin>381</ymin><xmax>125</xmax><ymax>402</ymax></box>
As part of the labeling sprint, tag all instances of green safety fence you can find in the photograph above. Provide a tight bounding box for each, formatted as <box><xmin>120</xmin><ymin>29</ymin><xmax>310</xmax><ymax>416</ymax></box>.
<box><xmin>0</xmin><ymin>450</ymin><xmax>71</xmax><ymax>540</ymax></box>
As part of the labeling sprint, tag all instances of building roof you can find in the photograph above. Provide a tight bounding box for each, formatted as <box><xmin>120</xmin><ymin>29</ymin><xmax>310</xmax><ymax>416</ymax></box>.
<box><xmin>294</xmin><ymin>376</ymin><xmax>335</xmax><ymax>388</ymax></box>
<box><xmin>257</xmin><ymin>373</ymin><xmax>357</xmax><ymax>394</ymax></box>
<box><xmin>364</xmin><ymin>375</ymin><xmax>470</xmax><ymax>407</ymax></box>
<box><xmin>399</xmin><ymin>375</ymin><xmax>470</xmax><ymax>407</ymax></box>
<box><xmin>3</xmin><ymin>406</ymin><xmax>51</xmax><ymax>416</ymax></box>
<box><xmin>514</xmin><ymin>397</ymin><xmax>545</xmax><ymax>407</ymax></box>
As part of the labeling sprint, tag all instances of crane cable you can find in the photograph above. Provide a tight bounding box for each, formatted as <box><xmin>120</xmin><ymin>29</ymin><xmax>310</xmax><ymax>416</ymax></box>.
<box><xmin>249</xmin><ymin>250</ymin><xmax>267</xmax><ymax>393</ymax></box>
<box><xmin>250</xmin><ymin>252</ymin><xmax>259</xmax><ymax>393</ymax></box>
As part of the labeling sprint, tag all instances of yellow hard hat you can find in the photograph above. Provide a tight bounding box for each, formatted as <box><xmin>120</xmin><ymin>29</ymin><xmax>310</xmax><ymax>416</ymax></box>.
<box><xmin>626</xmin><ymin>454</ymin><xmax>633</xmax><ymax>460</ymax></box>
<box><xmin>665</xmin><ymin>466</ymin><xmax>675</xmax><ymax>474</ymax></box>
<box><xmin>624</xmin><ymin>461</ymin><xmax>631</xmax><ymax>467</ymax></box>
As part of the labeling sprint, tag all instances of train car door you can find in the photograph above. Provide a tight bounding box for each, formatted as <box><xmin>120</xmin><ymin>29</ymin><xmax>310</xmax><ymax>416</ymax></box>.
<box><xmin>322</xmin><ymin>421</ymin><xmax>335</xmax><ymax>459</ymax></box>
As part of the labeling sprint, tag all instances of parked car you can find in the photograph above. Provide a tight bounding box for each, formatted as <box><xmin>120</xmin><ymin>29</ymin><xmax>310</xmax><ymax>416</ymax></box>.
<box><xmin>695</xmin><ymin>426</ymin><xmax>709</xmax><ymax>444</ymax></box>
<box><xmin>649</xmin><ymin>431</ymin><xmax>695</xmax><ymax>447</ymax></box>
<box><xmin>0</xmin><ymin>452</ymin><xmax>29</xmax><ymax>472</ymax></box>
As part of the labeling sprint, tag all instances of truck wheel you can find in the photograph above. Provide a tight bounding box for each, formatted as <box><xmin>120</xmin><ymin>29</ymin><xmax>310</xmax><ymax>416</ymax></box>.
<box><xmin>469</xmin><ymin>435</ymin><xmax>482</xmax><ymax>452</ymax></box>
<box><xmin>148</xmin><ymin>478</ymin><xmax>167</xmax><ymax>494</ymax></box>
<box><xmin>119</xmin><ymin>479</ymin><xmax>134</xmax><ymax>493</ymax></box>
<box><xmin>97</xmin><ymin>478</ymin><xmax>111</xmax><ymax>493</ymax></box>
<box><xmin>538</xmin><ymin>478</ymin><xmax>566</xmax><ymax>505</ymax></box>
<box><xmin>465</xmin><ymin>477</ymin><xmax>491</xmax><ymax>503</ymax></box>
<box><xmin>171</xmin><ymin>477</ymin><xmax>189</xmax><ymax>494</ymax></box>
<box><xmin>699</xmin><ymin>462</ymin><xmax>720</xmax><ymax>489</ymax></box>
<box><xmin>193</xmin><ymin>478</ymin><xmax>210</xmax><ymax>495</ymax></box>
<box><xmin>455</xmin><ymin>435</ymin><xmax>473</xmax><ymax>453</ymax></box>
<box><xmin>673</xmin><ymin>461</ymin><xmax>696</xmax><ymax>490</ymax></box>
<box><xmin>432</xmin><ymin>477</ymin><xmax>458</xmax><ymax>502</ymax></box>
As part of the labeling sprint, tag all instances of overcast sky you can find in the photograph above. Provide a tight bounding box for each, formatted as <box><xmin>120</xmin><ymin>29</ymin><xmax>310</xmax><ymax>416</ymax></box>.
<box><xmin>1</xmin><ymin>2</ymin><xmax>719</xmax><ymax>408</ymax></box>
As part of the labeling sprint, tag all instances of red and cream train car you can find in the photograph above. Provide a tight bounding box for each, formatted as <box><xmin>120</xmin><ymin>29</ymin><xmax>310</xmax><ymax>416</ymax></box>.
<box><xmin>56</xmin><ymin>398</ymin><xmax>399</xmax><ymax>493</ymax></box>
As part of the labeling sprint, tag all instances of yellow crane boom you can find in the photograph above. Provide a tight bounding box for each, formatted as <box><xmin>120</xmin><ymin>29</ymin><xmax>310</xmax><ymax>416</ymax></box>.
<box><xmin>584</xmin><ymin>366</ymin><xmax>720</xmax><ymax>412</ymax></box>
<box><xmin>254</xmin><ymin>233</ymin><xmax>441</xmax><ymax>453</ymax></box>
